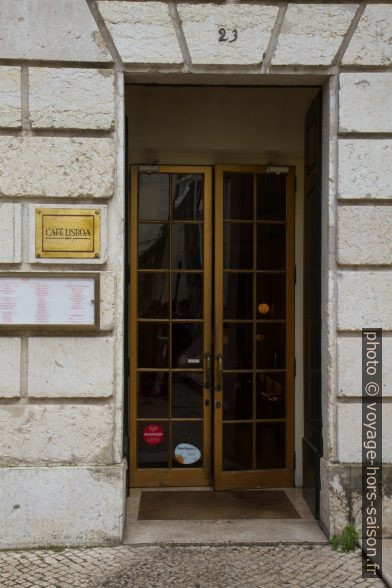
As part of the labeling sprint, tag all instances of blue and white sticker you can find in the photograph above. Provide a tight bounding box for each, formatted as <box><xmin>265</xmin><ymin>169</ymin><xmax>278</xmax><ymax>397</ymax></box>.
<box><xmin>174</xmin><ymin>443</ymin><xmax>201</xmax><ymax>465</ymax></box>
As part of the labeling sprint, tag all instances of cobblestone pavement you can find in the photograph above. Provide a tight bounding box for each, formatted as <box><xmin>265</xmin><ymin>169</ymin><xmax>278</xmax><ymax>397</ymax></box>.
<box><xmin>0</xmin><ymin>544</ymin><xmax>386</xmax><ymax>588</ymax></box>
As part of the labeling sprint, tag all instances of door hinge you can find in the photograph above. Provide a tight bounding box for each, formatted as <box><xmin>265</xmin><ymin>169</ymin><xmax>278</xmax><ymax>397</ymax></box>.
<box><xmin>293</xmin><ymin>450</ymin><xmax>296</xmax><ymax>470</ymax></box>
<box><xmin>293</xmin><ymin>357</ymin><xmax>297</xmax><ymax>377</ymax></box>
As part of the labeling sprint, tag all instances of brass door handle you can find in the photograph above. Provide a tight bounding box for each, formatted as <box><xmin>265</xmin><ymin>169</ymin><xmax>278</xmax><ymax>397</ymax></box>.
<box><xmin>203</xmin><ymin>353</ymin><xmax>212</xmax><ymax>389</ymax></box>
<box><xmin>215</xmin><ymin>354</ymin><xmax>223</xmax><ymax>392</ymax></box>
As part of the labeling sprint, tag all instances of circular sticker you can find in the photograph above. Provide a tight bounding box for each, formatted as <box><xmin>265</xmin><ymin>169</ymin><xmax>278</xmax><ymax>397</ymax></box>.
<box><xmin>143</xmin><ymin>424</ymin><xmax>164</xmax><ymax>446</ymax></box>
<box><xmin>174</xmin><ymin>443</ymin><xmax>201</xmax><ymax>465</ymax></box>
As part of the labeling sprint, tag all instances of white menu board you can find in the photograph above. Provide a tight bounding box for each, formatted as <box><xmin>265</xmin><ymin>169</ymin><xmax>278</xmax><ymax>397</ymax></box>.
<box><xmin>0</xmin><ymin>276</ymin><xmax>96</xmax><ymax>326</ymax></box>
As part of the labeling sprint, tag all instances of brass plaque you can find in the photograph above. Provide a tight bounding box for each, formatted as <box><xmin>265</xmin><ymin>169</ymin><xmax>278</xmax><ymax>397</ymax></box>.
<box><xmin>35</xmin><ymin>208</ymin><xmax>101</xmax><ymax>259</ymax></box>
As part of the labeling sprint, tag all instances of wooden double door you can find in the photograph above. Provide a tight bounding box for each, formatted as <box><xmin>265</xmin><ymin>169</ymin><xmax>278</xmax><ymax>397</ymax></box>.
<box><xmin>129</xmin><ymin>164</ymin><xmax>295</xmax><ymax>490</ymax></box>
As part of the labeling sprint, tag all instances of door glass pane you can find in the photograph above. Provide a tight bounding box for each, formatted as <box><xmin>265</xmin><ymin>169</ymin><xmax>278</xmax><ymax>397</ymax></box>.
<box><xmin>172</xmin><ymin>273</ymin><xmax>203</xmax><ymax>319</ymax></box>
<box><xmin>223</xmin><ymin>323</ymin><xmax>253</xmax><ymax>369</ymax></box>
<box><xmin>223</xmin><ymin>423</ymin><xmax>253</xmax><ymax>470</ymax></box>
<box><xmin>138</xmin><ymin>421</ymin><xmax>168</xmax><ymax>469</ymax></box>
<box><xmin>256</xmin><ymin>174</ymin><xmax>286</xmax><ymax>221</ymax></box>
<box><xmin>138</xmin><ymin>322</ymin><xmax>169</xmax><ymax>368</ymax></box>
<box><xmin>172</xmin><ymin>421</ymin><xmax>203</xmax><ymax>468</ymax></box>
<box><xmin>173</xmin><ymin>174</ymin><xmax>203</xmax><ymax>220</ymax></box>
<box><xmin>223</xmin><ymin>373</ymin><xmax>253</xmax><ymax>420</ymax></box>
<box><xmin>172</xmin><ymin>373</ymin><xmax>203</xmax><ymax>418</ymax></box>
<box><xmin>138</xmin><ymin>273</ymin><xmax>169</xmax><ymax>318</ymax></box>
<box><xmin>256</xmin><ymin>372</ymin><xmax>285</xmax><ymax>419</ymax></box>
<box><xmin>172</xmin><ymin>224</ymin><xmax>203</xmax><ymax>269</ymax></box>
<box><xmin>256</xmin><ymin>324</ymin><xmax>286</xmax><ymax>369</ymax></box>
<box><xmin>224</xmin><ymin>223</ymin><xmax>253</xmax><ymax>269</ymax></box>
<box><xmin>172</xmin><ymin>323</ymin><xmax>203</xmax><ymax>369</ymax></box>
<box><xmin>138</xmin><ymin>173</ymin><xmax>169</xmax><ymax>220</ymax></box>
<box><xmin>256</xmin><ymin>273</ymin><xmax>286</xmax><ymax>319</ymax></box>
<box><xmin>138</xmin><ymin>223</ymin><xmax>169</xmax><ymax>269</ymax></box>
<box><xmin>256</xmin><ymin>423</ymin><xmax>285</xmax><ymax>469</ymax></box>
<box><xmin>223</xmin><ymin>273</ymin><xmax>253</xmax><ymax>319</ymax></box>
<box><xmin>257</xmin><ymin>224</ymin><xmax>286</xmax><ymax>270</ymax></box>
<box><xmin>223</xmin><ymin>173</ymin><xmax>253</xmax><ymax>220</ymax></box>
<box><xmin>138</xmin><ymin>372</ymin><xmax>168</xmax><ymax>418</ymax></box>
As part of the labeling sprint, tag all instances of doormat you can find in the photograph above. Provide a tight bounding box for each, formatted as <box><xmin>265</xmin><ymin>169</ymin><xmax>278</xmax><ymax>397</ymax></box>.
<box><xmin>138</xmin><ymin>490</ymin><xmax>300</xmax><ymax>520</ymax></box>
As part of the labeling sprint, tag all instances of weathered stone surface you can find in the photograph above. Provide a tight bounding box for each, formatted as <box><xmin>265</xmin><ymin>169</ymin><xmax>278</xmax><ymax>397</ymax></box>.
<box><xmin>0</xmin><ymin>463</ymin><xmax>126</xmax><ymax>548</ymax></box>
<box><xmin>29</xmin><ymin>68</ymin><xmax>115</xmax><ymax>130</ymax></box>
<box><xmin>343</xmin><ymin>5</ymin><xmax>392</xmax><ymax>65</ymax></box>
<box><xmin>0</xmin><ymin>404</ymin><xmax>113</xmax><ymax>465</ymax></box>
<box><xmin>0</xmin><ymin>0</ymin><xmax>111</xmax><ymax>61</ymax></box>
<box><xmin>272</xmin><ymin>4</ymin><xmax>357</xmax><ymax>66</ymax></box>
<box><xmin>178</xmin><ymin>3</ymin><xmax>278</xmax><ymax>65</ymax></box>
<box><xmin>0</xmin><ymin>67</ymin><xmax>21</xmax><ymax>127</ymax></box>
<box><xmin>337</xmin><ymin>403</ymin><xmax>392</xmax><ymax>463</ymax></box>
<box><xmin>0</xmin><ymin>338</ymin><xmax>21</xmax><ymax>397</ymax></box>
<box><xmin>0</xmin><ymin>203</ymin><xmax>21</xmax><ymax>263</ymax></box>
<box><xmin>337</xmin><ymin>271</ymin><xmax>392</xmax><ymax>330</ymax></box>
<box><xmin>338</xmin><ymin>140</ymin><xmax>392</xmax><ymax>200</ymax></box>
<box><xmin>337</xmin><ymin>206</ymin><xmax>392</xmax><ymax>265</ymax></box>
<box><xmin>0</xmin><ymin>137</ymin><xmax>114</xmax><ymax>198</ymax></box>
<box><xmin>340</xmin><ymin>73</ymin><xmax>392</xmax><ymax>133</ymax></box>
<box><xmin>337</xmin><ymin>336</ymin><xmax>392</xmax><ymax>397</ymax></box>
<box><xmin>100</xmin><ymin>271</ymin><xmax>116</xmax><ymax>331</ymax></box>
<box><xmin>97</xmin><ymin>1</ymin><xmax>182</xmax><ymax>64</ymax></box>
<box><xmin>28</xmin><ymin>337</ymin><xmax>114</xmax><ymax>398</ymax></box>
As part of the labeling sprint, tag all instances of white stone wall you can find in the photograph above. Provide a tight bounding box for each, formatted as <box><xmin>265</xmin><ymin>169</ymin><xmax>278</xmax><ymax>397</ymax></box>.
<box><xmin>1</xmin><ymin>0</ymin><xmax>392</xmax><ymax>546</ymax></box>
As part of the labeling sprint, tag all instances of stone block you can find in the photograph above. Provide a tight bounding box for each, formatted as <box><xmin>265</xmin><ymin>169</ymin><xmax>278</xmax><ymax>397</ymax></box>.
<box><xmin>0</xmin><ymin>137</ymin><xmax>114</xmax><ymax>198</ymax></box>
<box><xmin>340</xmin><ymin>73</ymin><xmax>392</xmax><ymax>133</ymax></box>
<box><xmin>29</xmin><ymin>68</ymin><xmax>115</xmax><ymax>130</ymax></box>
<box><xmin>0</xmin><ymin>67</ymin><xmax>21</xmax><ymax>128</ymax></box>
<box><xmin>0</xmin><ymin>404</ymin><xmax>113</xmax><ymax>465</ymax></box>
<box><xmin>337</xmin><ymin>206</ymin><xmax>392</xmax><ymax>265</ymax></box>
<box><xmin>338</xmin><ymin>140</ymin><xmax>392</xmax><ymax>200</ymax></box>
<box><xmin>28</xmin><ymin>337</ymin><xmax>114</xmax><ymax>398</ymax></box>
<box><xmin>0</xmin><ymin>0</ymin><xmax>111</xmax><ymax>61</ymax></box>
<box><xmin>272</xmin><ymin>4</ymin><xmax>357</xmax><ymax>66</ymax></box>
<box><xmin>337</xmin><ymin>336</ymin><xmax>392</xmax><ymax>397</ymax></box>
<box><xmin>337</xmin><ymin>403</ymin><xmax>392</xmax><ymax>463</ymax></box>
<box><xmin>100</xmin><ymin>271</ymin><xmax>116</xmax><ymax>331</ymax></box>
<box><xmin>337</xmin><ymin>271</ymin><xmax>392</xmax><ymax>330</ymax></box>
<box><xmin>0</xmin><ymin>338</ymin><xmax>21</xmax><ymax>397</ymax></box>
<box><xmin>178</xmin><ymin>3</ymin><xmax>278</xmax><ymax>65</ymax></box>
<box><xmin>0</xmin><ymin>463</ymin><xmax>126</xmax><ymax>548</ymax></box>
<box><xmin>97</xmin><ymin>1</ymin><xmax>182</xmax><ymax>64</ymax></box>
<box><xmin>0</xmin><ymin>203</ymin><xmax>21</xmax><ymax>263</ymax></box>
<box><xmin>343</xmin><ymin>5</ymin><xmax>392</xmax><ymax>66</ymax></box>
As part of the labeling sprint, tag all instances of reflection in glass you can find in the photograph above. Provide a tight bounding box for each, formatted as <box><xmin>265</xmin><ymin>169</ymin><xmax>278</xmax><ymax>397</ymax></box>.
<box><xmin>138</xmin><ymin>322</ymin><xmax>169</xmax><ymax>368</ymax></box>
<box><xmin>223</xmin><ymin>273</ymin><xmax>253</xmax><ymax>319</ymax></box>
<box><xmin>138</xmin><ymin>273</ymin><xmax>169</xmax><ymax>318</ymax></box>
<box><xmin>172</xmin><ymin>373</ymin><xmax>203</xmax><ymax>418</ymax></box>
<box><xmin>223</xmin><ymin>323</ymin><xmax>253</xmax><ymax>369</ymax></box>
<box><xmin>138</xmin><ymin>223</ymin><xmax>169</xmax><ymax>269</ymax></box>
<box><xmin>172</xmin><ymin>421</ymin><xmax>203</xmax><ymax>468</ymax></box>
<box><xmin>256</xmin><ymin>372</ymin><xmax>285</xmax><ymax>419</ymax></box>
<box><xmin>138</xmin><ymin>372</ymin><xmax>168</xmax><ymax>418</ymax></box>
<box><xmin>223</xmin><ymin>373</ymin><xmax>253</xmax><ymax>420</ymax></box>
<box><xmin>137</xmin><ymin>421</ymin><xmax>168</xmax><ymax>469</ymax></box>
<box><xmin>173</xmin><ymin>174</ymin><xmax>203</xmax><ymax>220</ymax></box>
<box><xmin>256</xmin><ymin>324</ymin><xmax>286</xmax><ymax>369</ymax></box>
<box><xmin>256</xmin><ymin>174</ymin><xmax>286</xmax><ymax>221</ymax></box>
<box><xmin>172</xmin><ymin>323</ymin><xmax>203</xmax><ymax>368</ymax></box>
<box><xmin>223</xmin><ymin>173</ymin><xmax>253</xmax><ymax>220</ymax></box>
<box><xmin>172</xmin><ymin>273</ymin><xmax>202</xmax><ymax>319</ymax></box>
<box><xmin>256</xmin><ymin>423</ymin><xmax>285</xmax><ymax>469</ymax></box>
<box><xmin>138</xmin><ymin>173</ymin><xmax>169</xmax><ymax>220</ymax></box>
<box><xmin>256</xmin><ymin>273</ymin><xmax>286</xmax><ymax>319</ymax></box>
<box><xmin>172</xmin><ymin>224</ymin><xmax>203</xmax><ymax>269</ymax></box>
<box><xmin>223</xmin><ymin>423</ymin><xmax>253</xmax><ymax>470</ymax></box>
<box><xmin>257</xmin><ymin>224</ymin><xmax>286</xmax><ymax>270</ymax></box>
<box><xmin>224</xmin><ymin>223</ymin><xmax>253</xmax><ymax>269</ymax></box>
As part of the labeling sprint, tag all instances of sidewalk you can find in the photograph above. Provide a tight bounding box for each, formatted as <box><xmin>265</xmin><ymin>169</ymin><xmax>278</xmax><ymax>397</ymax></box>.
<box><xmin>0</xmin><ymin>544</ymin><xmax>386</xmax><ymax>587</ymax></box>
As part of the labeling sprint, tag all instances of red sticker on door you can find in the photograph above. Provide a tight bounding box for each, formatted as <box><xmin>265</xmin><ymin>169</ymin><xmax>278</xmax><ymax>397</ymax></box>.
<box><xmin>143</xmin><ymin>424</ymin><xmax>164</xmax><ymax>446</ymax></box>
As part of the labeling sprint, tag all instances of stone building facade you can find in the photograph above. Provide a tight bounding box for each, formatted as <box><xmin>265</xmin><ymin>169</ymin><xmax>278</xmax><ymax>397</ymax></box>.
<box><xmin>0</xmin><ymin>0</ymin><xmax>391</xmax><ymax>548</ymax></box>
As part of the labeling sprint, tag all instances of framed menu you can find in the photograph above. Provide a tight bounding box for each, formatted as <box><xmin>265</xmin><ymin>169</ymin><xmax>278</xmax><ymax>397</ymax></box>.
<box><xmin>0</xmin><ymin>273</ymin><xmax>100</xmax><ymax>329</ymax></box>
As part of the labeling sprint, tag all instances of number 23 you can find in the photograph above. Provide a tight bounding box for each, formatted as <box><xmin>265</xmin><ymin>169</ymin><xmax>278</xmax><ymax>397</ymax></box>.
<box><xmin>218</xmin><ymin>28</ymin><xmax>238</xmax><ymax>43</ymax></box>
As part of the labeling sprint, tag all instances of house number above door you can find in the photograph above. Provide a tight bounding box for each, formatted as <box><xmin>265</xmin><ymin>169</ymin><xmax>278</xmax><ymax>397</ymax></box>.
<box><xmin>218</xmin><ymin>28</ymin><xmax>238</xmax><ymax>43</ymax></box>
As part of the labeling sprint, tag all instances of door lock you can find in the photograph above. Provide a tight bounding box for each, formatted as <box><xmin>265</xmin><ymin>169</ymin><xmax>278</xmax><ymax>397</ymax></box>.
<box><xmin>216</xmin><ymin>401</ymin><xmax>221</xmax><ymax>409</ymax></box>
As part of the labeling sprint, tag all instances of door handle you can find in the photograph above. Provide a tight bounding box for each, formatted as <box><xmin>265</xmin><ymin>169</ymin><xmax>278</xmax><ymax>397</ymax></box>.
<box><xmin>203</xmin><ymin>353</ymin><xmax>212</xmax><ymax>389</ymax></box>
<box><xmin>215</xmin><ymin>354</ymin><xmax>223</xmax><ymax>392</ymax></box>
